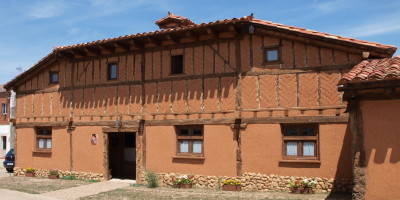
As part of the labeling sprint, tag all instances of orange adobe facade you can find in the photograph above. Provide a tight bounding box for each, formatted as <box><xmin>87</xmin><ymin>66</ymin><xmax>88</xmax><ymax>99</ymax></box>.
<box><xmin>4</xmin><ymin>13</ymin><xmax>397</xmax><ymax>192</ymax></box>
<box><xmin>339</xmin><ymin>56</ymin><xmax>400</xmax><ymax>199</ymax></box>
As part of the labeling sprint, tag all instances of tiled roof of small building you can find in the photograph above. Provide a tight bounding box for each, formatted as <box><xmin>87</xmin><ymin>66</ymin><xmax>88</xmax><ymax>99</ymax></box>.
<box><xmin>340</xmin><ymin>56</ymin><xmax>400</xmax><ymax>84</ymax></box>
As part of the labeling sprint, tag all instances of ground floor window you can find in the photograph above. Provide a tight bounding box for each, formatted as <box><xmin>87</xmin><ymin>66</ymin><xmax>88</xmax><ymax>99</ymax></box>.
<box><xmin>176</xmin><ymin>125</ymin><xmax>204</xmax><ymax>157</ymax></box>
<box><xmin>36</xmin><ymin>127</ymin><xmax>52</xmax><ymax>151</ymax></box>
<box><xmin>281</xmin><ymin>124</ymin><xmax>319</xmax><ymax>160</ymax></box>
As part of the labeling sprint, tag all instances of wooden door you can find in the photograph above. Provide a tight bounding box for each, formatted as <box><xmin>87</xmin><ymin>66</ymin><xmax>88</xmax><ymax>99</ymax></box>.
<box><xmin>108</xmin><ymin>132</ymin><xmax>136</xmax><ymax>179</ymax></box>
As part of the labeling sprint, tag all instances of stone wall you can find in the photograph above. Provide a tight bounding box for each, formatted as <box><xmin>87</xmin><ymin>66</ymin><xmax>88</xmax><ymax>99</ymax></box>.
<box><xmin>13</xmin><ymin>167</ymin><xmax>104</xmax><ymax>181</ymax></box>
<box><xmin>141</xmin><ymin>172</ymin><xmax>353</xmax><ymax>193</ymax></box>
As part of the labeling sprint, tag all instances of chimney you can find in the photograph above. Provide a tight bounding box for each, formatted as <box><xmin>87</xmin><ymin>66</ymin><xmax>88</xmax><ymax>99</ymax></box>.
<box><xmin>155</xmin><ymin>12</ymin><xmax>195</xmax><ymax>29</ymax></box>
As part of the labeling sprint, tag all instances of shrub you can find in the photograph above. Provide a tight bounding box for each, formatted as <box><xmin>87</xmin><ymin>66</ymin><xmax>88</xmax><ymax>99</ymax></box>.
<box><xmin>49</xmin><ymin>169</ymin><xmax>59</xmax><ymax>175</ymax></box>
<box><xmin>222</xmin><ymin>179</ymin><xmax>241</xmax><ymax>186</ymax></box>
<box><xmin>172</xmin><ymin>175</ymin><xmax>194</xmax><ymax>186</ymax></box>
<box><xmin>145</xmin><ymin>171</ymin><xmax>158</xmax><ymax>188</ymax></box>
<box><xmin>25</xmin><ymin>167</ymin><xmax>36</xmax><ymax>173</ymax></box>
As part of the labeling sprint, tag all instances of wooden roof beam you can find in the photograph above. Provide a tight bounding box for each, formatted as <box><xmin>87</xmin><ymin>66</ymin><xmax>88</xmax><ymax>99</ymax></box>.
<box><xmin>114</xmin><ymin>41</ymin><xmax>131</xmax><ymax>51</ymax></box>
<box><xmin>166</xmin><ymin>34</ymin><xmax>180</xmax><ymax>44</ymax></box>
<box><xmin>56</xmin><ymin>51</ymin><xmax>75</xmax><ymax>59</ymax></box>
<box><xmin>206</xmin><ymin>27</ymin><xmax>218</xmax><ymax>38</ymax></box>
<box><xmin>129</xmin><ymin>39</ymin><xmax>144</xmax><ymax>50</ymax></box>
<box><xmin>146</xmin><ymin>36</ymin><xmax>162</xmax><ymax>46</ymax></box>
<box><xmin>98</xmin><ymin>44</ymin><xmax>115</xmax><ymax>54</ymax></box>
<box><xmin>71</xmin><ymin>49</ymin><xmax>87</xmax><ymax>57</ymax></box>
<box><xmin>228</xmin><ymin>24</ymin><xmax>240</xmax><ymax>36</ymax></box>
<box><xmin>186</xmin><ymin>31</ymin><xmax>199</xmax><ymax>41</ymax></box>
<box><xmin>84</xmin><ymin>47</ymin><xmax>101</xmax><ymax>56</ymax></box>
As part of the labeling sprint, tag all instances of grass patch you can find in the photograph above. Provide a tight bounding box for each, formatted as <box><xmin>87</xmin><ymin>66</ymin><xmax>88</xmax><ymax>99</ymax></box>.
<box><xmin>0</xmin><ymin>176</ymin><xmax>94</xmax><ymax>194</ymax></box>
<box><xmin>61</xmin><ymin>175</ymin><xmax>77</xmax><ymax>180</ymax></box>
<box><xmin>145</xmin><ymin>171</ymin><xmax>158</xmax><ymax>188</ymax></box>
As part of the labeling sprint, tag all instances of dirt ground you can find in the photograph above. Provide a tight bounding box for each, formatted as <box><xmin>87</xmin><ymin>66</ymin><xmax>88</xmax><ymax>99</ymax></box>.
<box><xmin>0</xmin><ymin>176</ymin><xmax>93</xmax><ymax>194</ymax></box>
<box><xmin>80</xmin><ymin>185</ymin><xmax>352</xmax><ymax>200</ymax></box>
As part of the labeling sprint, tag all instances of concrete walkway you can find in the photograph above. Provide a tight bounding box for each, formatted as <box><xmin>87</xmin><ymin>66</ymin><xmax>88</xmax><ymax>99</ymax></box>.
<box><xmin>40</xmin><ymin>179</ymin><xmax>132</xmax><ymax>200</ymax></box>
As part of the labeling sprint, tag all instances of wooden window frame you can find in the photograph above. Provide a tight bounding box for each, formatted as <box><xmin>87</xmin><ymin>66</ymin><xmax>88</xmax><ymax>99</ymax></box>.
<box><xmin>49</xmin><ymin>71</ymin><xmax>59</xmax><ymax>84</ymax></box>
<box><xmin>263</xmin><ymin>45</ymin><xmax>282</xmax><ymax>65</ymax></box>
<box><xmin>175</xmin><ymin>125</ymin><xmax>204</xmax><ymax>157</ymax></box>
<box><xmin>35</xmin><ymin>127</ymin><xmax>52</xmax><ymax>152</ymax></box>
<box><xmin>107</xmin><ymin>63</ymin><xmax>118</xmax><ymax>80</ymax></box>
<box><xmin>170</xmin><ymin>54</ymin><xmax>184</xmax><ymax>75</ymax></box>
<box><xmin>281</xmin><ymin>124</ymin><xmax>319</xmax><ymax>161</ymax></box>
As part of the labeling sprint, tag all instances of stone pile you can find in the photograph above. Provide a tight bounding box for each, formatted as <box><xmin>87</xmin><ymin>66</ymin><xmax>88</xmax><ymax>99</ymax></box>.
<box><xmin>141</xmin><ymin>172</ymin><xmax>353</xmax><ymax>193</ymax></box>
<box><xmin>13</xmin><ymin>167</ymin><xmax>104</xmax><ymax>181</ymax></box>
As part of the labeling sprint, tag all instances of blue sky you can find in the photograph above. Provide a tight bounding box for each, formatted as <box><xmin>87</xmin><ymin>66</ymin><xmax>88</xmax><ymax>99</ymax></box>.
<box><xmin>1</xmin><ymin>0</ymin><xmax>399</xmax><ymax>84</ymax></box>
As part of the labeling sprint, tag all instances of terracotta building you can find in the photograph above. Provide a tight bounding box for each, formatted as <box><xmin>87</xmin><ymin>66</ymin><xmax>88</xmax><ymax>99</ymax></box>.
<box><xmin>339</xmin><ymin>56</ymin><xmax>400</xmax><ymax>200</ymax></box>
<box><xmin>4</xmin><ymin>13</ymin><xmax>397</xmax><ymax>192</ymax></box>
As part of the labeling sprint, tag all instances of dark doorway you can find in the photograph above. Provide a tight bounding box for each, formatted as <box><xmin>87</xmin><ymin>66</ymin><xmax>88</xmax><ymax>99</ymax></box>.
<box><xmin>108</xmin><ymin>132</ymin><xmax>136</xmax><ymax>179</ymax></box>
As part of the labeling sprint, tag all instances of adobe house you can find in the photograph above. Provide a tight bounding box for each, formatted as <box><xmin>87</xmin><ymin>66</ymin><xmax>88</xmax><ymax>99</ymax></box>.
<box><xmin>4</xmin><ymin>13</ymin><xmax>396</xmax><ymax>192</ymax></box>
<box><xmin>339</xmin><ymin>56</ymin><xmax>400</xmax><ymax>200</ymax></box>
<box><xmin>0</xmin><ymin>85</ymin><xmax>12</xmax><ymax>157</ymax></box>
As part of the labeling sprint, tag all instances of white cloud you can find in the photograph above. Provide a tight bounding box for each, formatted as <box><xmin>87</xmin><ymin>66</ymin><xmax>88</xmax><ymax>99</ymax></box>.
<box><xmin>312</xmin><ymin>0</ymin><xmax>348</xmax><ymax>13</ymax></box>
<box><xmin>342</xmin><ymin>16</ymin><xmax>400</xmax><ymax>37</ymax></box>
<box><xmin>28</xmin><ymin>0</ymin><xmax>68</xmax><ymax>19</ymax></box>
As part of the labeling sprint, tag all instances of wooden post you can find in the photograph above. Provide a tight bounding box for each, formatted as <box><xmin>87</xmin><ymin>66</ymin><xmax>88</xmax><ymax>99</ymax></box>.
<box><xmin>348</xmin><ymin>99</ymin><xmax>367</xmax><ymax>200</ymax></box>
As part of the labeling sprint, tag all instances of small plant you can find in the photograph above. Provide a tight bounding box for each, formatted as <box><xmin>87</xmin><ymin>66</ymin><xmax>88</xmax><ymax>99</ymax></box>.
<box><xmin>300</xmin><ymin>178</ymin><xmax>317</xmax><ymax>188</ymax></box>
<box><xmin>25</xmin><ymin>167</ymin><xmax>36</xmax><ymax>173</ymax></box>
<box><xmin>145</xmin><ymin>171</ymin><xmax>158</xmax><ymax>188</ymax></box>
<box><xmin>222</xmin><ymin>179</ymin><xmax>241</xmax><ymax>186</ymax></box>
<box><xmin>49</xmin><ymin>169</ymin><xmax>59</xmax><ymax>175</ymax></box>
<box><xmin>172</xmin><ymin>175</ymin><xmax>194</xmax><ymax>186</ymax></box>
<box><xmin>289</xmin><ymin>179</ymin><xmax>301</xmax><ymax>188</ymax></box>
<box><xmin>61</xmin><ymin>175</ymin><xmax>77</xmax><ymax>180</ymax></box>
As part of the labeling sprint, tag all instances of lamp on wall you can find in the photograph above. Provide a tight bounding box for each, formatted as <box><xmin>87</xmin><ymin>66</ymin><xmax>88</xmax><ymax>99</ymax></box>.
<box><xmin>115</xmin><ymin>119</ymin><xmax>122</xmax><ymax>128</ymax></box>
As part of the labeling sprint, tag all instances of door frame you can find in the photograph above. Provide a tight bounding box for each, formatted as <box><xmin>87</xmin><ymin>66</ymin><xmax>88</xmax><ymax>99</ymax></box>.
<box><xmin>103</xmin><ymin>125</ymin><xmax>140</xmax><ymax>180</ymax></box>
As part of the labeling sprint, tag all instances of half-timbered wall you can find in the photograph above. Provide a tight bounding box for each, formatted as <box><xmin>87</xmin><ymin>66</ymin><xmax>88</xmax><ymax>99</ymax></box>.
<box><xmin>14</xmin><ymin>35</ymin><xmax>360</xmax><ymax>122</ymax></box>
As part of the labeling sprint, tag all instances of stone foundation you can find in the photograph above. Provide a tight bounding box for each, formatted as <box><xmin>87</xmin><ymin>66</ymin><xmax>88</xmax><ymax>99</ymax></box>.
<box><xmin>13</xmin><ymin>167</ymin><xmax>105</xmax><ymax>181</ymax></box>
<box><xmin>141</xmin><ymin>172</ymin><xmax>353</xmax><ymax>193</ymax></box>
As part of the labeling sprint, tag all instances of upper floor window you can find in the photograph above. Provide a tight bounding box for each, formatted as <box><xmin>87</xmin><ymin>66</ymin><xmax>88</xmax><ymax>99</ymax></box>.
<box><xmin>171</xmin><ymin>55</ymin><xmax>184</xmax><ymax>75</ymax></box>
<box><xmin>49</xmin><ymin>71</ymin><xmax>59</xmax><ymax>84</ymax></box>
<box><xmin>282</xmin><ymin>124</ymin><xmax>319</xmax><ymax>160</ymax></box>
<box><xmin>264</xmin><ymin>46</ymin><xmax>281</xmax><ymax>64</ymax></box>
<box><xmin>1</xmin><ymin>103</ymin><xmax>7</xmax><ymax>114</ymax></box>
<box><xmin>36</xmin><ymin>127</ymin><xmax>52</xmax><ymax>151</ymax></box>
<box><xmin>176</xmin><ymin>125</ymin><xmax>203</xmax><ymax>157</ymax></box>
<box><xmin>108</xmin><ymin>63</ymin><xmax>118</xmax><ymax>80</ymax></box>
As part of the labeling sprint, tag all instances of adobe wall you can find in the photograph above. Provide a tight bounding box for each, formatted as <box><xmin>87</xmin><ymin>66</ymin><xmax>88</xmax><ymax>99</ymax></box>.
<box><xmin>241</xmin><ymin>123</ymin><xmax>352</xmax><ymax>179</ymax></box>
<box><xmin>15</xmin><ymin>126</ymin><xmax>105</xmax><ymax>174</ymax></box>
<box><xmin>71</xmin><ymin>126</ymin><xmax>105</xmax><ymax>174</ymax></box>
<box><xmin>0</xmin><ymin>91</ymin><xmax>9</xmax><ymax>125</ymax></box>
<box><xmin>361</xmin><ymin>100</ymin><xmax>400</xmax><ymax>200</ymax></box>
<box><xmin>146</xmin><ymin>125</ymin><xmax>237</xmax><ymax>177</ymax></box>
<box><xmin>16</xmin><ymin>127</ymin><xmax>70</xmax><ymax>170</ymax></box>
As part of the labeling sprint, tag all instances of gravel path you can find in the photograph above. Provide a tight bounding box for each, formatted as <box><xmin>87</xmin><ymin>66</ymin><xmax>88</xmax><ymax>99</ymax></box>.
<box><xmin>40</xmin><ymin>180</ymin><xmax>131</xmax><ymax>200</ymax></box>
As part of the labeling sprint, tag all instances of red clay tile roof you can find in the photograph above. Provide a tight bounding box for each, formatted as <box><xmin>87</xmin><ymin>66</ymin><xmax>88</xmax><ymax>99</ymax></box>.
<box><xmin>54</xmin><ymin>14</ymin><xmax>396</xmax><ymax>53</ymax></box>
<box><xmin>54</xmin><ymin>15</ymin><xmax>254</xmax><ymax>50</ymax></box>
<box><xmin>4</xmin><ymin>14</ymin><xmax>398</xmax><ymax>89</ymax></box>
<box><xmin>340</xmin><ymin>56</ymin><xmax>400</xmax><ymax>84</ymax></box>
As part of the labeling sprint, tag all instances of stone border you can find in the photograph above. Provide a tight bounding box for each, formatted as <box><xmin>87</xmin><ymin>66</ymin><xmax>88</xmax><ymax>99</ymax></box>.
<box><xmin>13</xmin><ymin>167</ymin><xmax>104</xmax><ymax>181</ymax></box>
<box><xmin>141</xmin><ymin>172</ymin><xmax>353</xmax><ymax>193</ymax></box>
